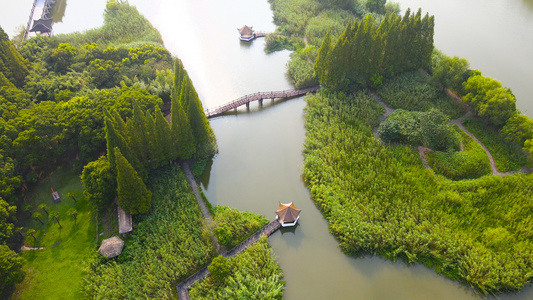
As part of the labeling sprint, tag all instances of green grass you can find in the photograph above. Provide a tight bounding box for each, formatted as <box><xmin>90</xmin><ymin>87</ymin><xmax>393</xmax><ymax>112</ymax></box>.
<box><xmin>377</xmin><ymin>71</ymin><xmax>465</xmax><ymax>119</ymax></box>
<box><xmin>13</xmin><ymin>166</ymin><xmax>96</xmax><ymax>300</ymax></box>
<box><xmin>462</xmin><ymin>117</ymin><xmax>531</xmax><ymax>172</ymax></box>
<box><xmin>427</xmin><ymin>127</ymin><xmax>492</xmax><ymax>180</ymax></box>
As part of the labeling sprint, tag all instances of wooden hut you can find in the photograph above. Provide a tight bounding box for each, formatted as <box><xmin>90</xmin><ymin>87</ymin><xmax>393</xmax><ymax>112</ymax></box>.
<box><xmin>237</xmin><ymin>25</ymin><xmax>255</xmax><ymax>41</ymax></box>
<box><xmin>275</xmin><ymin>202</ymin><xmax>301</xmax><ymax>227</ymax></box>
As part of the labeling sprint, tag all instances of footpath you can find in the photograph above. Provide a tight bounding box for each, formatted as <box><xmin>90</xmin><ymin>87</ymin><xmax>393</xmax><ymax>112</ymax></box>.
<box><xmin>177</xmin><ymin>161</ymin><xmax>281</xmax><ymax>300</ymax></box>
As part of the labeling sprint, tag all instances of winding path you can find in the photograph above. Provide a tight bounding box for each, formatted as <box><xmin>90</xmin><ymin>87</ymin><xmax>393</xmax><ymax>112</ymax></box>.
<box><xmin>370</xmin><ymin>89</ymin><xmax>532</xmax><ymax>177</ymax></box>
<box><xmin>176</xmin><ymin>161</ymin><xmax>282</xmax><ymax>300</ymax></box>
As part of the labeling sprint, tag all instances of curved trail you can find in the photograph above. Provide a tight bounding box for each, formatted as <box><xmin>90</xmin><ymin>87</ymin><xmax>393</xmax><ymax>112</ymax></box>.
<box><xmin>370</xmin><ymin>89</ymin><xmax>532</xmax><ymax>177</ymax></box>
<box><xmin>176</xmin><ymin>161</ymin><xmax>281</xmax><ymax>300</ymax></box>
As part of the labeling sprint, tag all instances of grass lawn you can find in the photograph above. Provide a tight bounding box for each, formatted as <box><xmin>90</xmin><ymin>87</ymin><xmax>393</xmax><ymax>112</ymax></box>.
<box><xmin>12</xmin><ymin>166</ymin><xmax>97</xmax><ymax>300</ymax></box>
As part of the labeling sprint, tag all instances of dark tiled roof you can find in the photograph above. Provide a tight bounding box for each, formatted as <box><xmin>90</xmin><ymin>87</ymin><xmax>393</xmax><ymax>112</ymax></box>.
<box><xmin>30</xmin><ymin>18</ymin><xmax>53</xmax><ymax>33</ymax></box>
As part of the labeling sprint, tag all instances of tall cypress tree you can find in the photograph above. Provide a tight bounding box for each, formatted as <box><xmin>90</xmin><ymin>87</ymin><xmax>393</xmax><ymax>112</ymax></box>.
<box><xmin>115</xmin><ymin>148</ymin><xmax>151</xmax><ymax>215</ymax></box>
<box><xmin>0</xmin><ymin>26</ymin><xmax>29</xmax><ymax>87</ymax></box>
<box><xmin>105</xmin><ymin>117</ymin><xmax>145</xmax><ymax>179</ymax></box>
<box><xmin>154</xmin><ymin>109</ymin><xmax>173</xmax><ymax>165</ymax></box>
<box><xmin>170</xmin><ymin>88</ymin><xmax>195</xmax><ymax>160</ymax></box>
<box><xmin>126</xmin><ymin>100</ymin><xmax>150</xmax><ymax>167</ymax></box>
<box><xmin>314</xmin><ymin>29</ymin><xmax>332</xmax><ymax>86</ymax></box>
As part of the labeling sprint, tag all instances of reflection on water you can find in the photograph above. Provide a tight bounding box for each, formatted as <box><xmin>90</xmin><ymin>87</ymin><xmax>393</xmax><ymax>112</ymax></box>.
<box><xmin>52</xmin><ymin>0</ymin><xmax>67</xmax><ymax>23</ymax></box>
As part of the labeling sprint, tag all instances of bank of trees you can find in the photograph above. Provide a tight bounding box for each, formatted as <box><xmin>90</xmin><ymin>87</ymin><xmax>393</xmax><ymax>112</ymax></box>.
<box><xmin>315</xmin><ymin>9</ymin><xmax>434</xmax><ymax>89</ymax></box>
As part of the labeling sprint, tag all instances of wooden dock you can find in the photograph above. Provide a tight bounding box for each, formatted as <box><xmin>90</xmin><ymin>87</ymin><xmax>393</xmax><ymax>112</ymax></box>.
<box><xmin>204</xmin><ymin>85</ymin><xmax>320</xmax><ymax>118</ymax></box>
<box><xmin>176</xmin><ymin>219</ymin><xmax>281</xmax><ymax>300</ymax></box>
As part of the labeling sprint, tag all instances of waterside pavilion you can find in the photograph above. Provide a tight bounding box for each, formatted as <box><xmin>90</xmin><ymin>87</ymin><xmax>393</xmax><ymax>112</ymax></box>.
<box><xmin>275</xmin><ymin>202</ymin><xmax>301</xmax><ymax>227</ymax></box>
<box><xmin>237</xmin><ymin>25</ymin><xmax>255</xmax><ymax>41</ymax></box>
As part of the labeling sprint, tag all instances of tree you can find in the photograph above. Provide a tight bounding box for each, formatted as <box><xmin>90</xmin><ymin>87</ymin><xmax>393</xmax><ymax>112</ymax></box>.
<box><xmin>366</xmin><ymin>0</ymin><xmax>386</xmax><ymax>14</ymax></box>
<box><xmin>38</xmin><ymin>204</ymin><xmax>49</xmax><ymax>217</ymax></box>
<box><xmin>314</xmin><ymin>29</ymin><xmax>331</xmax><ymax>85</ymax></box>
<box><xmin>208</xmin><ymin>255</ymin><xmax>231</xmax><ymax>285</ymax></box>
<box><xmin>501</xmin><ymin>114</ymin><xmax>533</xmax><ymax>145</ymax></box>
<box><xmin>115</xmin><ymin>148</ymin><xmax>151</xmax><ymax>214</ymax></box>
<box><xmin>0</xmin><ymin>26</ymin><xmax>29</xmax><ymax>87</ymax></box>
<box><xmin>67</xmin><ymin>208</ymin><xmax>78</xmax><ymax>225</ymax></box>
<box><xmin>170</xmin><ymin>88</ymin><xmax>195</xmax><ymax>160</ymax></box>
<box><xmin>26</xmin><ymin>228</ymin><xmax>36</xmax><ymax>241</ymax></box>
<box><xmin>0</xmin><ymin>245</ymin><xmax>25</xmax><ymax>294</ymax></box>
<box><xmin>431</xmin><ymin>50</ymin><xmax>470</xmax><ymax>92</ymax></box>
<box><xmin>32</xmin><ymin>212</ymin><xmax>44</xmax><ymax>225</ymax></box>
<box><xmin>463</xmin><ymin>74</ymin><xmax>516</xmax><ymax>127</ymax></box>
<box><xmin>49</xmin><ymin>211</ymin><xmax>61</xmax><ymax>229</ymax></box>
<box><xmin>0</xmin><ymin>198</ymin><xmax>16</xmax><ymax>243</ymax></box>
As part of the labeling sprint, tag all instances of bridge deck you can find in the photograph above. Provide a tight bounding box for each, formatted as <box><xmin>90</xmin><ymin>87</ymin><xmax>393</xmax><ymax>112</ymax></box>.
<box><xmin>205</xmin><ymin>86</ymin><xmax>320</xmax><ymax>118</ymax></box>
<box><xmin>176</xmin><ymin>219</ymin><xmax>281</xmax><ymax>299</ymax></box>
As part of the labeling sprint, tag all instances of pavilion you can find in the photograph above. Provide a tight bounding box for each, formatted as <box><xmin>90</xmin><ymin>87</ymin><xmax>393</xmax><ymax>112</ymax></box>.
<box><xmin>29</xmin><ymin>18</ymin><xmax>54</xmax><ymax>36</ymax></box>
<box><xmin>237</xmin><ymin>25</ymin><xmax>255</xmax><ymax>41</ymax></box>
<box><xmin>275</xmin><ymin>202</ymin><xmax>301</xmax><ymax>227</ymax></box>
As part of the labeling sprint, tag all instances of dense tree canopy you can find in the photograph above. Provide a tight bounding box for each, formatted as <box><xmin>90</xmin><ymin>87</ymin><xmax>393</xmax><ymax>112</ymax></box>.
<box><xmin>115</xmin><ymin>148</ymin><xmax>151</xmax><ymax>214</ymax></box>
<box><xmin>315</xmin><ymin>9</ymin><xmax>434</xmax><ymax>89</ymax></box>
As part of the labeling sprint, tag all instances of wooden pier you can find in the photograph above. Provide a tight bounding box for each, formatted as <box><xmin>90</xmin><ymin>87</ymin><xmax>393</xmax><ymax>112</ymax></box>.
<box><xmin>176</xmin><ymin>219</ymin><xmax>281</xmax><ymax>300</ymax></box>
<box><xmin>204</xmin><ymin>85</ymin><xmax>320</xmax><ymax>118</ymax></box>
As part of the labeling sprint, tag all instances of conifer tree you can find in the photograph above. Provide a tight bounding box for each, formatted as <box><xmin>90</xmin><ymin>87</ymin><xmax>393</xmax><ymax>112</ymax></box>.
<box><xmin>154</xmin><ymin>110</ymin><xmax>173</xmax><ymax>166</ymax></box>
<box><xmin>115</xmin><ymin>148</ymin><xmax>151</xmax><ymax>214</ymax></box>
<box><xmin>144</xmin><ymin>111</ymin><xmax>158</xmax><ymax>169</ymax></box>
<box><xmin>0</xmin><ymin>26</ymin><xmax>29</xmax><ymax>87</ymax></box>
<box><xmin>105</xmin><ymin>117</ymin><xmax>145</xmax><ymax>179</ymax></box>
<box><xmin>170</xmin><ymin>88</ymin><xmax>195</xmax><ymax>160</ymax></box>
<box><xmin>314</xmin><ymin>29</ymin><xmax>332</xmax><ymax>85</ymax></box>
<box><xmin>126</xmin><ymin>100</ymin><xmax>149</xmax><ymax>167</ymax></box>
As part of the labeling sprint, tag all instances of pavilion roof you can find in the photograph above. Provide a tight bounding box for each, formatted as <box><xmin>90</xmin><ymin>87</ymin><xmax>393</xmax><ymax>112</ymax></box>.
<box><xmin>30</xmin><ymin>18</ymin><xmax>53</xmax><ymax>33</ymax></box>
<box><xmin>275</xmin><ymin>202</ymin><xmax>301</xmax><ymax>223</ymax></box>
<box><xmin>238</xmin><ymin>25</ymin><xmax>254</xmax><ymax>36</ymax></box>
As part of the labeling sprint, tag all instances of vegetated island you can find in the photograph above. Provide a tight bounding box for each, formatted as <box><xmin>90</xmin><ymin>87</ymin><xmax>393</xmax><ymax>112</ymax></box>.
<box><xmin>267</xmin><ymin>0</ymin><xmax>533</xmax><ymax>295</ymax></box>
<box><xmin>0</xmin><ymin>1</ymin><xmax>284</xmax><ymax>299</ymax></box>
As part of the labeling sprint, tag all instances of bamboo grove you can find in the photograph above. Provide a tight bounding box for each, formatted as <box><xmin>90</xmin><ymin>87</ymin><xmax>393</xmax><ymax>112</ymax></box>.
<box><xmin>315</xmin><ymin>9</ymin><xmax>434</xmax><ymax>89</ymax></box>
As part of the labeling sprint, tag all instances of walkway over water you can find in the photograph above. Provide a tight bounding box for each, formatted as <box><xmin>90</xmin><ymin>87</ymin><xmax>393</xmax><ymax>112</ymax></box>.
<box><xmin>204</xmin><ymin>86</ymin><xmax>320</xmax><ymax>118</ymax></box>
<box><xmin>176</xmin><ymin>219</ymin><xmax>281</xmax><ymax>300</ymax></box>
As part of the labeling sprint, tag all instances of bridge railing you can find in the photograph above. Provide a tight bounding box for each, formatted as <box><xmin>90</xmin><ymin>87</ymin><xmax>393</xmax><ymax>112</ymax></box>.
<box><xmin>204</xmin><ymin>86</ymin><xmax>320</xmax><ymax>117</ymax></box>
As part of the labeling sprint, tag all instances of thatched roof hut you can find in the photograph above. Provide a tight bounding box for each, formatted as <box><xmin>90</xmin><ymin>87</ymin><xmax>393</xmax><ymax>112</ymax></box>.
<box><xmin>98</xmin><ymin>236</ymin><xmax>124</xmax><ymax>258</ymax></box>
<box><xmin>275</xmin><ymin>202</ymin><xmax>301</xmax><ymax>227</ymax></box>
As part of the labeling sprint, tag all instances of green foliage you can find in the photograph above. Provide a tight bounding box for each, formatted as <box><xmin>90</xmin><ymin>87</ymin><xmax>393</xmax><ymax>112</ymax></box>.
<box><xmin>44</xmin><ymin>43</ymin><xmax>78</xmax><ymax>74</ymax></box>
<box><xmin>501</xmin><ymin>113</ymin><xmax>533</xmax><ymax>146</ymax></box>
<box><xmin>55</xmin><ymin>0</ymin><xmax>163</xmax><ymax>48</ymax></box>
<box><xmin>462</xmin><ymin>118</ymin><xmax>531</xmax><ymax>172</ymax></box>
<box><xmin>209</xmin><ymin>255</ymin><xmax>231</xmax><ymax>284</ymax></box>
<box><xmin>376</xmin><ymin>71</ymin><xmax>465</xmax><ymax>119</ymax></box>
<box><xmin>212</xmin><ymin>206</ymin><xmax>269</xmax><ymax>249</ymax></box>
<box><xmin>366</xmin><ymin>0</ymin><xmax>386</xmax><ymax>14</ymax></box>
<box><xmin>81</xmin><ymin>156</ymin><xmax>117</xmax><ymax>211</ymax></box>
<box><xmin>303</xmin><ymin>90</ymin><xmax>533</xmax><ymax>293</ymax></box>
<box><xmin>0</xmin><ymin>26</ymin><xmax>29</xmax><ymax>87</ymax></box>
<box><xmin>265</xmin><ymin>34</ymin><xmax>302</xmax><ymax>53</ymax></box>
<box><xmin>378</xmin><ymin>109</ymin><xmax>459</xmax><ymax>151</ymax></box>
<box><xmin>430</xmin><ymin>49</ymin><xmax>470</xmax><ymax>93</ymax></box>
<box><xmin>190</xmin><ymin>237</ymin><xmax>284</xmax><ymax>300</ymax></box>
<box><xmin>287</xmin><ymin>47</ymin><xmax>319</xmax><ymax>88</ymax></box>
<box><xmin>427</xmin><ymin>128</ymin><xmax>491</xmax><ymax>180</ymax></box>
<box><xmin>0</xmin><ymin>198</ymin><xmax>16</xmax><ymax>243</ymax></box>
<box><xmin>305</xmin><ymin>9</ymin><xmax>356</xmax><ymax>47</ymax></box>
<box><xmin>317</xmin><ymin>9</ymin><xmax>435</xmax><ymax>89</ymax></box>
<box><xmin>0</xmin><ymin>245</ymin><xmax>25</xmax><ymax>294</ymax></box>
<box><xmin>463</xmin><ymin>74</ymin><xmax>516</xmax><ymax>127</ymax></box>
<box><xmin>115</xmin><ymin>148</ymin><xmax>151</xmax><ymax>214</ymax></box>
<box><xmin>82</xmin><ymin>164</ymin><xmax>213</xmax><ymax>299</ymax></box>
<box><xmin>269</xmin><ymin>0</ymin><xmax>321</xmax><ymax>37</ymax></box>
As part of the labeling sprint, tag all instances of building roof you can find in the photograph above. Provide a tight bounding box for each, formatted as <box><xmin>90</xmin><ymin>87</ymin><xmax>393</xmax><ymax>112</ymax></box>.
<box><xmin>29</xmin><ymin>18</ymin><xmax>53</xmax><ymax>33</ymax></box>
<box><xmin>275</xmin><ymin>202</ymin><xmax>301</xmax><ymax>224</ymax></box>
<box><xmin>237</xmin><ymin>25</ymin><xmax>254</xmax><ymax>36</ymax></box>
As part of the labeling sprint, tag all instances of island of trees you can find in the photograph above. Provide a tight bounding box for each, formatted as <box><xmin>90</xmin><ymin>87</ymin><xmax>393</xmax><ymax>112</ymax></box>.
<box><xmin>268</xmin><ymin>0</ymin><xmax>533</xmax><ymax>295</ymax></box>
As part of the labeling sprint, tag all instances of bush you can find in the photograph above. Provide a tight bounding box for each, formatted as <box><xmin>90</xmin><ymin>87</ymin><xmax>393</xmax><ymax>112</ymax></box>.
<box><xmin>212</xmin><ymin>206</ymin><xmax>268</xmax><ymax>249</ymax></box>
<box><xmin>427</xmin><ymin>128</ymin><xmax>492</xmax><ymax>180</ymax></box>
<box><xmin>377</xmin><ymin>71</ymin><xmax>465</xmax><ymax>119</ymax></box>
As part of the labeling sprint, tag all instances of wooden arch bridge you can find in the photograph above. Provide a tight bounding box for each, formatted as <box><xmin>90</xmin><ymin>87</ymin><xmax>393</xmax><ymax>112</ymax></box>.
<box><xmin>204</xmin><ymin>86</ymin><xmax>320</xmax><ymax>118</ymax></box>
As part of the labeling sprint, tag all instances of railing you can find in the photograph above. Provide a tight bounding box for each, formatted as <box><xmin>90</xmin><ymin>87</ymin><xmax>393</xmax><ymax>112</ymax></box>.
<box><xmin>204</xmin><ymin>86</ymin><xmax>320</xmax><ymax>118</ymax></box>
